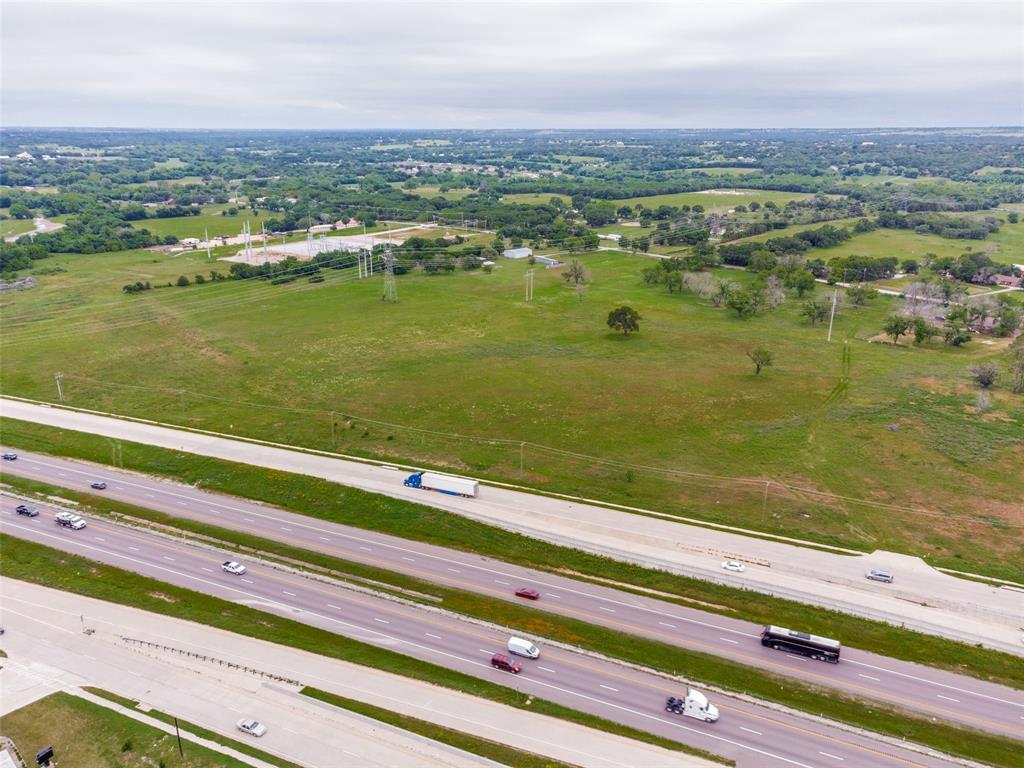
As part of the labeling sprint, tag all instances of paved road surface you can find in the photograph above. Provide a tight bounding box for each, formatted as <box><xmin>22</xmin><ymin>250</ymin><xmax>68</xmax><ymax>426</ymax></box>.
<box><xmin>0</xmin><ymin>577</ymin><xmax>716</xmax><ymax>768</ymax></box>
<box><xmin>2</xmin><ymin>447</ymin><xmax>1022</xmax><ymax>739</ymax></box>
<box><xmin>2</xmin><ymin>398</ymin><xmax>1019</xmax><ymax>654</ymax></box>
<box><xmin>0</xmin><ymin>501</ymin><xmax>975</xmax><ymax>768</ymax></box>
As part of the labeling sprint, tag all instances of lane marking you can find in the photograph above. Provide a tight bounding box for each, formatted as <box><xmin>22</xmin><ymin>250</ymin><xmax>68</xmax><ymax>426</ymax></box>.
<box><xmin>785</xmin><ymin>654</ymin><xmax>809</xmax><ymax>662</ymax></box>
<box><xmin>115</xmin><ymin>486</ymin><xmax>125</xmax><ymax>490</ymax></box>
<box><xmin>374</xmin><ymin>618</ymin><xmax>390</xmax><ymax>624</ymax></box>
<box><xmin>494</xmin><ymin>579</ymin><xmax>511</xmax><ymax>586</ymax></box>
<box><xmin>282</xmin><ymin>590</ymin><xmax>296</xmax><ymax>597</ymax></box>
<box><xmin>599</xmin><ymin>684</ymin><xmax>618</xmax><ymax>692</ymax></box>
<box><xmin>658</xmin><ymin>622</ymin><xmax>676</xmax><ymax>628</ymax></box>
<box><xmin>162</xmin><ymin>556</ymin><xmax>175</xmax><ymax>561</ymax></box>
<box><xmin>241</xmin><ymin>578</ymin><xmax>254</xmax><ymax>584</ymax></box>
<box><xmin>145</xmin><ymin>494</ymin><xmax>155</xmax><ymax>498</ymax></box>
<box><xmin>402</xmin><ymin>556</ymin><xmax>415</xmax><ymax>562</ymax></box>
<box><xmin>280</xmin><ymin>526</ymin><xmax>293</xmax><ymax>532</ymax></box>
<box><xmin>858</xmin><ymin>674</ymin><xmax>881</xmax><ymax>682</ymax></box>
<box><xmin>93</xmin><ymin>537</ymin><xmax>105</xmax><ymax>542</ymax></box>
<box><xmin>328</xmin><ymin>604</ymin><xmax>343</xmax><ymax>610</ymax></box>
<box><xmin>425</xmin><ymin>633</ymin><xmax>442</xmax><ymax>640</ymax></box>
<box><xmin>201</xmin><ymin>567</ymin><xmax>214</xmax><ymax>572</ymax></box>
<box><xmin>0</xmin><ymin>519</ymin><xmax>818</xmax><ymax>768</ymax></box>
<box><xmin>359</xmin><ymin>546</ymin><xmax>372</xmax><ymax>552</ymax></box>
<box><xmin>479</xmin><ymin>649</ymin><xmax>491</xmax><ymax>654</ymax></box>
<box><xmin>720</xmin><ymin>637</ymin><xmax>739</xmax><ymax>644</ymax></box>
<box><xmin>818</xmin><ymin>752</ymin><xmax>843</xmax><ymax>761</ymax></box>
<box><xmin>127</xmin><ymin>546</ymin><xmax>139</xmax><ymax>551</ymax></box>
<box><xmin>740</xmin><ymin>726</ymin><xmax>762</xmax><ymax>736</ymax></box>
<box><xmin>937</xmin><ymin>695</ymin><xmax>961</xmax><ymax>703</ymax></box>
<box><xmin>539</xmin><ymin>666</ymin><xmax>556</xmax><ymax>673</ymax></box>
<box><xmin>243</xmin><ymin>518</ymin><xmax>254</xmax><ymax>522</ymax></box>
<box><xmin>546</xmin><ymin>593</ymin><xmax>562</xmax><ymax>599</ymax></box>
<box><xmin>598</xmin><ymin>606</ymin><xmax>615</xmax><ymax>613</ymax></box>
<box><xmin>447</xmin><ymin>568</ymin><xmax>461</xmax><ymax>573</ymax></box>
<box><xmin>318</xmin><ymin>536</ymin><xmax>330</xmax><ymax>541</ymax></box>
<box><xmin>177</xmin><ymin>501</ymin><xmax>188</xmax><ymax>506</ymax></box>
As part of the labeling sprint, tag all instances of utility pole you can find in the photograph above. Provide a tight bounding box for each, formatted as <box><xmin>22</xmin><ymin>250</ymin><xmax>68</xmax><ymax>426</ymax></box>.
<box><xmin>174</xmin><ymin>717</ymin><xmax>184</xmax><ymax>757</ymax></box>
<box><xmin>826</xmin><ymin>289</ymin><xmax>839</xmax><ymax>342</ymax></box>
<box><xmin>204</xmin><ymin>227</ymin><xmax>211</xmax><ymax>260</ymax></box>
<box><xmin>382</xmin><ymin>247</ymin><xmax>397</xmax><ymax>303</ymax></box>
<box><xmin>54</xmin><ymin>372</ymin><xmax>64</xmax><ymax>402</ymax></box>
<box><xmin>525</xmin><ymin>269</ymin><xmax>534</xmax><ymax>302</ymax></box>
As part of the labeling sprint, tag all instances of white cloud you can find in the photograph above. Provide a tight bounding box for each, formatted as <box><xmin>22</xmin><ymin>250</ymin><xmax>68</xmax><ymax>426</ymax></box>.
<box><xmin>1</xmin><ymin>1</ymin><xmax>1021</xmax><ymax>127</ymax></box>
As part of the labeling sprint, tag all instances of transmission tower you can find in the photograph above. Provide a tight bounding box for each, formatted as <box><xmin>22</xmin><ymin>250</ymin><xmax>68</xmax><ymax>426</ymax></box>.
<box><xmin>382</xmin><ymin>247</ymin><xmax>397</xmax><ymax>303</ymax></box>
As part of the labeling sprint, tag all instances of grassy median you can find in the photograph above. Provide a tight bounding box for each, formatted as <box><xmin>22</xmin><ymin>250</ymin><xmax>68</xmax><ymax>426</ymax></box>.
<box><xmin>4</xmin><ymin>478</ymin><xmax>1022</xmax><ymax>768</ymax></box>
<box><xmin>2</xmin><ymin>416</ymin><xmax>1020</xmax><ymax>693</ymax></box>
<box><xmin>0</xmin><ymin>535</ymin><xmax>730</xmax><ymax>766</ymax></box>
<box><xmin>302</xmin><ymin>686</ymin><xmax>581</xmax><ymax>768</ymax></box>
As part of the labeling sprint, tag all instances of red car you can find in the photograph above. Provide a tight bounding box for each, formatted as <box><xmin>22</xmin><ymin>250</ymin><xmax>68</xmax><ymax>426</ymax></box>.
<box><xmin>491</xmin><ymin>653</ymin><xmax>521</xmax><ymax>674</ymax></box>
<box><xmin>514</xmin><ymin>587</ymin><xmax>540</xmax><ymax>600</ymax></box>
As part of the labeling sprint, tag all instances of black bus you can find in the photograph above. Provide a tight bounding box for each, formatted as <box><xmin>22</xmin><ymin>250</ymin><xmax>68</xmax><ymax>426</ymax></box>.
<box><xmin>761</xmin><ymin>625</ymin><xmax>840</xmax><ymax>663</ymax></box>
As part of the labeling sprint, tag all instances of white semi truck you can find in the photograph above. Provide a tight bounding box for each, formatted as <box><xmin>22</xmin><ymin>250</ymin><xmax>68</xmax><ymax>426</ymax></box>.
<box><xmin>664</xmin><ymin>689</ymin><xmax>719</xmax><ymax>723</ymax></box>
<box><xmin>403</xmin><ymin>471</ymin><xmax>479</xmax><ymax>498</ymax></box>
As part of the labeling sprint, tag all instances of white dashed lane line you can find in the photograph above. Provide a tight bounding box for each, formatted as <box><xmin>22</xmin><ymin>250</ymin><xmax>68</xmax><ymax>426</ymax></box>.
<box><xmin>858</xmin><ymin>674</ymin><xmax>881</xmax><ymax>682</ymax></box>
<box><xmin>425</xmin><ymin>633</ymin><xmax>442</xmax><ymax>640</ymax></box>
<box><xmin>599</xmin><ymin>684</ymin><xmax>618</xmax><ymax>692</ymax></box>
<box><xmin>937</xmin><ymin>695</ymin><xmax>960</xmax><ymax>703</ymax></box>
<box><xmin>819</xmin><ymin>752</ymin><xmax>844</xmax><ymax>761</ymax></box>
<box><xmin>740</xmin><ymin>727</ymin><xmax>762</xmax><ymax>736</ymax></box>
<box><xmin>658</xmin><ymin>622</ymin><xmax>676</xmax><ymax>628</ymax></box>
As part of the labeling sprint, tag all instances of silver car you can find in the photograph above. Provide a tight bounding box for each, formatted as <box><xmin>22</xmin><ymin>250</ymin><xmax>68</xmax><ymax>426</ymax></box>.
<box><xmin>866</xmin><ymin>569</ymin><xmax>894</xmax><ymax>583</ymax></box>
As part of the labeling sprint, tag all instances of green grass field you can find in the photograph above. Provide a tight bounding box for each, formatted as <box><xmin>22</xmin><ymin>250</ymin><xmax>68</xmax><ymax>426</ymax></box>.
<box><xmin>613</xmin><ymin>188</ymin><xmax>817</xmax><ymax>212</ymax></box>
<box><xmin>130</xmin><ymin>204</ymin><xmax>256</xmax><ymax>240</ymax></box>
<box><xmin>502</xmin><ymin>192</ymin><xmax>572</xmax><ymax>205</ymax></box>
<box><xmin>0</xmin><ymin>215</ymin><xmax>37</xmax><ymax>239</ymax></box>
<box><xmin>1</xmin><ymin>692</ymin><xmax>252</xmax><ymax>768</ymax></box>
<box><xmin>733</xmin><ymin>223</ymin><xmax>1022</xmax><ymax>269</ymax></box>
<box><xmin>2</xmin><ymin>243</ymin><xmax>1021</xmax><ymax>576</ymax></box>
<box><xmin>403</xmin><ymin>185</ymin><xmax>476</xmax><ymax>200</ymax></box>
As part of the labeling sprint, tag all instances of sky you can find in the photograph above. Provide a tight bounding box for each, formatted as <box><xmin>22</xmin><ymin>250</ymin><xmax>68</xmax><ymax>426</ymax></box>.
<box><xmin>1</xmin><ymin>1</ymin><xmax>1021</xmax><ymax>129</ymax></box>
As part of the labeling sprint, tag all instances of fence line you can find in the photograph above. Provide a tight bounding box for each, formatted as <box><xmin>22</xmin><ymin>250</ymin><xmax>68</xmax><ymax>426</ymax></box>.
<box><xmin>119</xmin><ymin>636</ymin><xmax>301</xmax><ymax>686</ymax></box>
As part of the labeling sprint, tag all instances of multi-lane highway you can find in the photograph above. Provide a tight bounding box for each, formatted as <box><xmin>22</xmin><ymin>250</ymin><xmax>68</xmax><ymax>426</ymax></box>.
<box><xmin>0</xmin><ymin>497</ymin><xmax>968</xmax><ymax>768</ymax></box>
<box><xmin>2</xmin><ymin>448</ymin><xmax>1021</xmax><ymax>740</ymax></box>
<box><xmin>2</xmin><ymin>397</ymin><xmax>1020</xmax><ymax>654</ymax></box>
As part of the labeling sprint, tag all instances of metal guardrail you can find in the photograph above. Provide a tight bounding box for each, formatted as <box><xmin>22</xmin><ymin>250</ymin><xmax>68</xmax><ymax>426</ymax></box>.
<box><xmin>120</xmin><ymin>636</ymin><xmax>301</xmax><ymax>687</ymax></box>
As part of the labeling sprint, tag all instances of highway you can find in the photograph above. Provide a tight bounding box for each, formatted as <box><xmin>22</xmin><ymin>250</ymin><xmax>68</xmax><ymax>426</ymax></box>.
<box><xmin>3</xmin><ymin>448</ymin><xmax>1022</xmax><ymax>740</ymax></box>
<box><xmin>0</xmin><ymin>498</ymin><xmax>967</xmax><ymax>768</ymax></box>
<box><xmin>2</xmin><ymin>397</ymin><xmax>1020</xmax><ymax>655</ymax></box>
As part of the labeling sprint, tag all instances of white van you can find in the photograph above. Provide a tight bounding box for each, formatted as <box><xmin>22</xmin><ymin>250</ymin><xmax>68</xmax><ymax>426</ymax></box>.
<box><xmin>507</xmin><ymin>637</ymin><xmax>540</xmax><ymax>659</ymax></box>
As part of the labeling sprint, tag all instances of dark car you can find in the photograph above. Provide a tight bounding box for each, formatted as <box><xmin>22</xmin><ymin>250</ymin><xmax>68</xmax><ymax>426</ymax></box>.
<box><xmin>16</xmin><ymin>504</ymin><xmax>39</xmax><ymax>517</ymax></box>
<box><xmin>90</xmin><ymin>481</ymin><xmax>107</xmax><ymax>490</ymax></box>
<box><xmin>514</xmin><ymin>587</ymin><xmax>540</xmax><ymax>600</ymax></box>
<box><xmin>2</xmin><ymin>453</ymin><xmax>17</xmax><ymax>461</ymax></box>
<box><xmin>491</xmin><ymin>653</ymin><xmax>521</xmax><ymax>674</ymax></box>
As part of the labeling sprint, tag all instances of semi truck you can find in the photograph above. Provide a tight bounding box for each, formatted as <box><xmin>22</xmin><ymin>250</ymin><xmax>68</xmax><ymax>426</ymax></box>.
<box><xmin>664</xmin><ymin>689</ymin><xmax>719</xmax><ymax>723</ymax></box>
<box><xmin>403</xmin><ymin>471</ymin><xmax>479</xmax><ymax>498</ymax></box>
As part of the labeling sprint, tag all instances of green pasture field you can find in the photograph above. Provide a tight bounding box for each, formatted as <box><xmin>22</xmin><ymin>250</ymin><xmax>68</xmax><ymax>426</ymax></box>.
<box><xmin>613</xmin><ymin>188</ymin><xmax>818</xmax><ymax>212</ymax></box>
<box><xmin>153</xmin><ymin>157</ymin><xmax>187</xmax><ymax>169</ymax></box>
<box><xmin>688</xmin><ymin>167</ymin><xmax>762</xmax><ymax>175</ymax></box>
<box><xmin>1</xmin><ymin>215</ymin><xmax>37</xmax><ymax>239</ymax></box>
<box><xmin>130</xmin><ymin>204</ymin><xmax>254</xmax><ymax>240</ymax></box>
<box><xmin>502</xmin><ymin>192</ymin><xmax>572</xmax><ymax>205</ymax></box>
<box><xmin>2</xmin><ymin>248</ymin><xmax>1021</xmax><ymax>577</ymax></box>
<box><xmin>1</xmin><ymin>692</ymin><xmax>252</xmax><ymax>768</ymax></box>
<box><xmin>734</xmin><ymin>224</ymin><xmax>1019</xmax><ymax>269</ymax></box>
<box><xmin>403</xmin><ymin>185</ymin><xmax>476</xmax><ymax>201</ymax></box>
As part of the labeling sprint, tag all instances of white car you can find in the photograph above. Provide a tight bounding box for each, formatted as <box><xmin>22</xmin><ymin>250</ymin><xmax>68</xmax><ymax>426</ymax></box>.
<box><xmin>721</xmin><ymin>560</ymin><xmax>745</xmax><ymax>573</ymax></box>
<box><xmin>55</xmin><ymin>511</ymin><xmax>87</xmax><ymax>530</ymax></box>
<box><xmin>236</xmin><ymin>718</ymin><xmax>267</xmax><ymax>737</ymax></box>
<box><xmin>221</xmin><ymin>561</ymin><xmax>247</xmax><ymax>575</ymax></box>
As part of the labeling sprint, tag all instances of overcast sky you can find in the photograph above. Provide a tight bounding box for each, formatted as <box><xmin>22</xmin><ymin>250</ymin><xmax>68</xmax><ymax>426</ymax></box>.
<box><xmin>2</xmin><ymin>1</ymin><xmax>1021</xmax><ymax>129</ymax></box>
